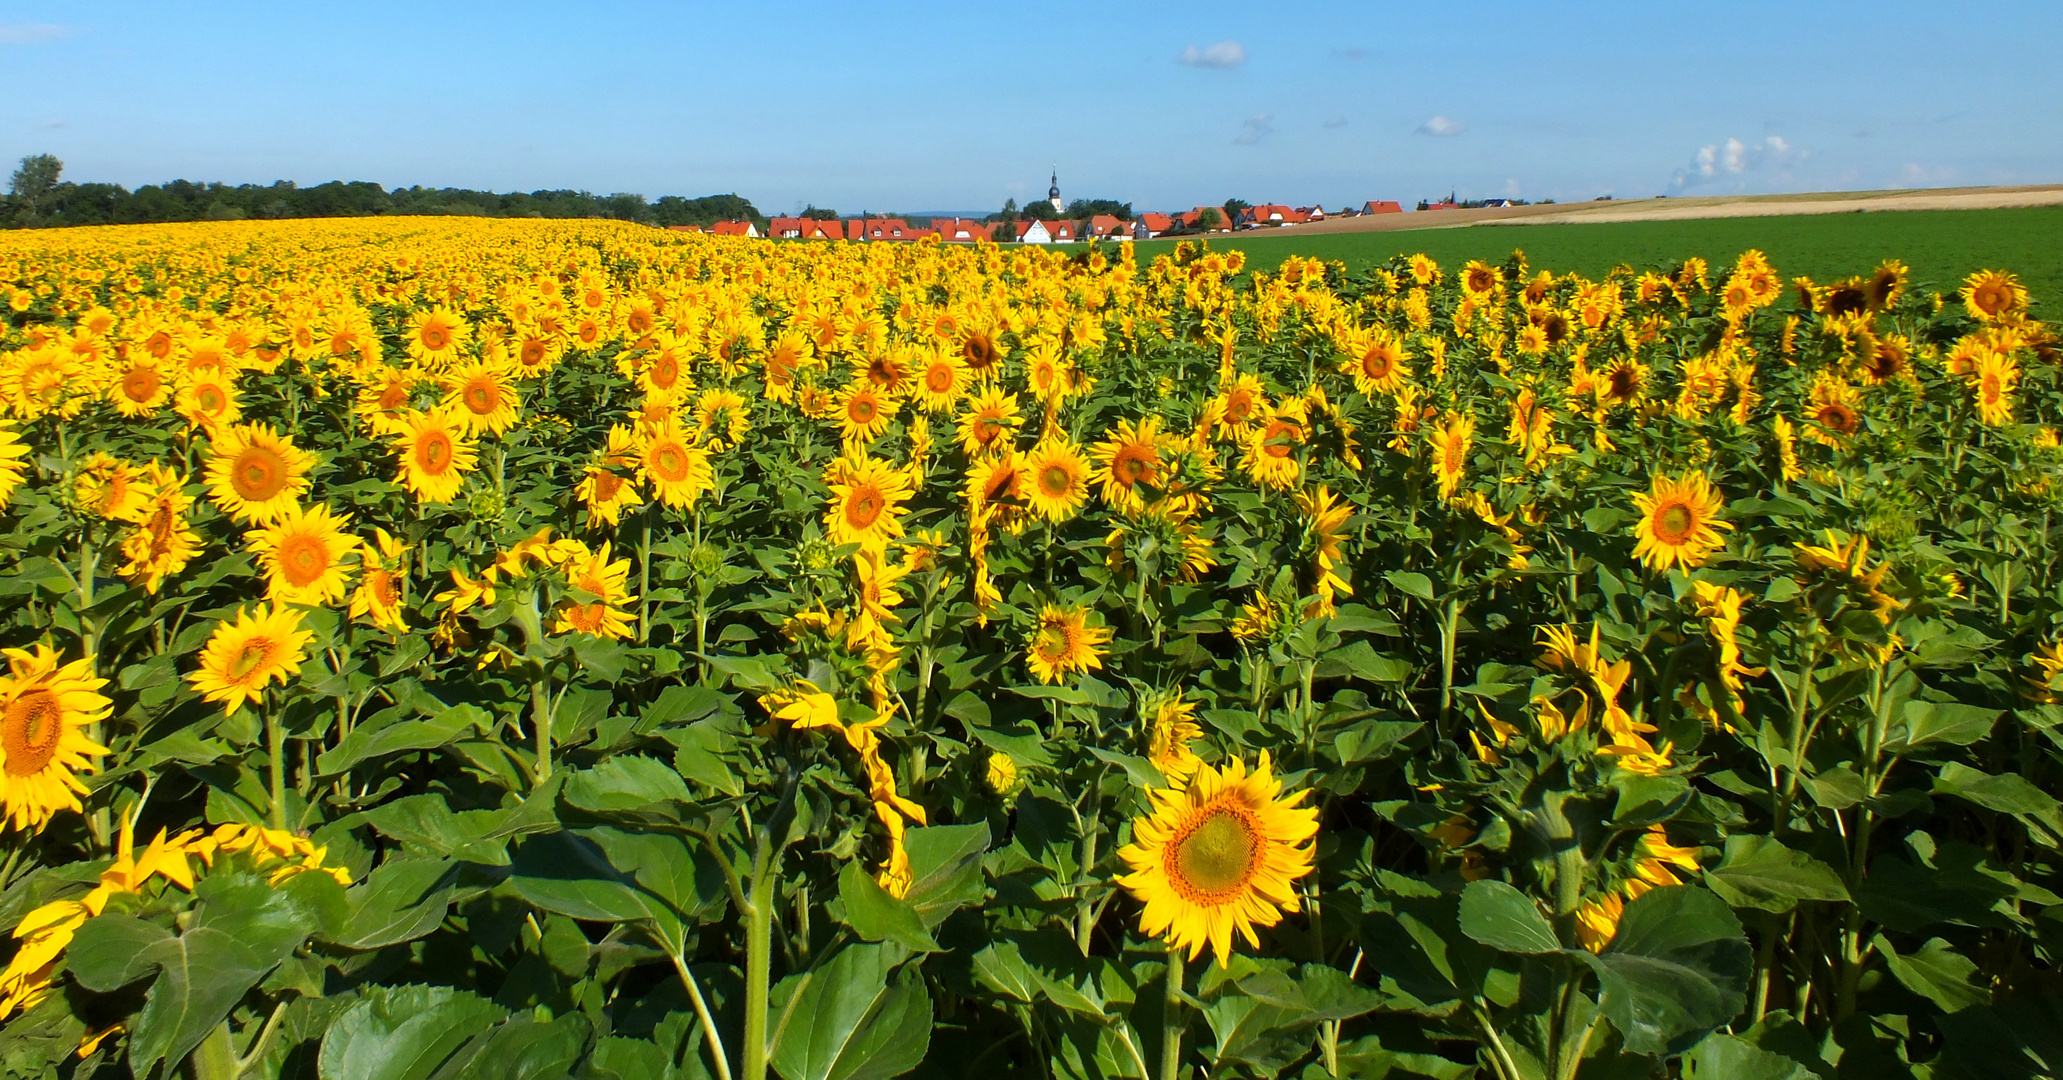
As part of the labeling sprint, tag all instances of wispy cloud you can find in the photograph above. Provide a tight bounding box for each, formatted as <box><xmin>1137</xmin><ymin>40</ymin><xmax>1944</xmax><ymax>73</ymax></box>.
<box><xmin>0</xmin><ymin>23</ymin><xmax>69</xmax><ymax>45</ymax></box>
<box><xmin>1234</xmin><ymin>113</ymin><xmax>1275</xmax><ymax>145</ymax></box>
<box><xmin>1416</xmin><ymin>115</ymin><xmax>1466</xmax><ymax>137</ymax></box>
<box><xmin>1177</xmin><ymin>41</ymin><xmax>1246</xmax><ymax>69</ymax></box>
<box><xmin>1671</xmin><ymin>135</ymin><xmax>1805</xmax><ymax>189</ymax></box>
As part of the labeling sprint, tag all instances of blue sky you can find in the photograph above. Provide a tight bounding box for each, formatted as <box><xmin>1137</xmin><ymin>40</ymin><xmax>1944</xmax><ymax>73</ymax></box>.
<box><xmin>3</xmin><ymin>1</ymin><xmax>2059</xmax><ymax>215</ymax></box>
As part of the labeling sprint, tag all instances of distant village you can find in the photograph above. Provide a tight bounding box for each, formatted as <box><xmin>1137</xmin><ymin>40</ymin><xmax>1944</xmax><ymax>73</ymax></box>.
<box><xmin>667</xmin><ymin>173</ymin><xmax>1515</xmax><ymax>245</ymax></box>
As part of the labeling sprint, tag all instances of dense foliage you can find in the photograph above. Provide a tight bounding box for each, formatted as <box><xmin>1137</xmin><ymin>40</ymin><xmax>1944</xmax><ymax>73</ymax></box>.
<box><xmin>1</xmin><ymin>158</ymin><xmax>763</xmax><ymax>230</ymax></box>
<box><xmin>0</xmin><ymin>217</ymin><xmax>2058</xmax><ymax>1080</ymax></box>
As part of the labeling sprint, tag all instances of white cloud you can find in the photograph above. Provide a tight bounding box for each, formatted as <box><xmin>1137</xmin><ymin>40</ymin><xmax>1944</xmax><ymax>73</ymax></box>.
<box><xmin>1416</xmin><ymin>115</ymin><xmax>1466</xmax><ymax>137</ymax></box>
<box><xmin>1177</xmin><ymin>41</ymin><xmax>1246</xmax><ymax>69</ymax></box>
<box><xmin>1234</xmin><ymin>113</ymin><xmax>1275</xmax><ymax>145</ymax></box>
<box><xmin>1323</xmin><ymin>115</ymin><xmax>1348</xmax><ymax>129</ymax></box>
<box><xmin>1672</xmin><ymin>134</ymin><xmax>1804</xmax><ymax>189</ymax></box>
<box><xmin>0</xmin><ymin>23</ymin><xmax>69</xmax><ymax>45</ymax></box>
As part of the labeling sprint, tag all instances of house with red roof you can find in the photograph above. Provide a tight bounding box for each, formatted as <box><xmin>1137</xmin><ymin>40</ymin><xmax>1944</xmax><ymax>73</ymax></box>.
<box><xmin>932</xmin><ymin>218</ymin><xmax>993</xmax><ymax>243</ymax></box>
<box><xmin>1136</xmin><ymin>212</ymin><xmax>1174</xmax><ymax>238</ymax></box>
<box><xmin>767</xmin><ymin>217</ymin><xmax>842</xmax><ymax>240</ymax></box>
<box><xmin>666</xmin><ymin>224</ymin><xmax>704</xmax><ymax>233</ymax></box>
<box><xmin>709</xmin><ymin>221</ymin><xmax>761</xmax><ymax>237</ymax></box>
<box><xmin>1361</xmin><ymin>200</ymin><xmax>1403</xmax><ymax>215</ymax></box>
<box><xmin>1085</xmin><ymin>215</ymin><xmax>1130</xmax><ymax>240</ymax></box>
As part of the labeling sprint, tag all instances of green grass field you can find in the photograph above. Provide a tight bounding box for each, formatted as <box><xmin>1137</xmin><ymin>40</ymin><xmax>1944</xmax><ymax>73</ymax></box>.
<box><xmin>1130</xmin><ymin>204</ymin><xmax>2063</xmax><ymax>308</ymax></box>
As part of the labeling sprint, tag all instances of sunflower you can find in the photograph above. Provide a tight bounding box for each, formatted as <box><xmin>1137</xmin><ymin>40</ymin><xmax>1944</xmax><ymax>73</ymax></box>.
<box><xmin>1771</xmin><ymin>415</ymin><xmax>1803</xmax><ymax>483</ymax></box>
<box><xmin>1630</xmin><ymin>472</ymin><xmax>1731</xmax><ymax>572</ymax></box>
<box><xmin>1575</xmin><ymin>891</ymin><xmax>1624</xmax><ymax>953</ymax></box>
<box><xmin>959</xmin><ymin>324</ymin><xmax>1003</xmax><ymax>379</ymax></box>
<box><xmin>108</xmin><ymin>359</ymin><xmax>170</xmax><ymax>416</ymax></box>
<box><xmin>187</xmin><ymin>605</ymin><xmax>315</xmax><ymax>716</ymax></box>
<box><xmin>640</xmin><ymin>419</ymin><xmax>715</xmax><ymax>509</ymax></box>
<box><xmin>175</xmin><ymin>373</ymin><xmax>241</xmax><ymax>431</ymax></box>
<box><xmin>693</xmin><ymin>388</ymin><xmax>751</xmax><ymax>451</ymax></box>
<box><xmin>1115</xmin><ymin>752</ymin><xmax>1317</xmax><ymax>965</ymax></box>
<box><xmin>0</xmin><ymin>646</ymin><xmax>111</xmax><ymax>832</ymax></box>
<box><xmin>1461</xmin><ymin>260</ymin><xmax>1500</xmax><ymax>300</ymax></box>
<box><xmin>1212</xmin><ymin>374</ymin><xmax>1268</xmax><ymax>442</ymax></box>
<box><xmin>73</xmin><ymin>453</ymin><xmax>147</xmax><ymax>521</ymax></box>
<box><xmin>1239</xmin><ymin>404</ymin><xmax>1307</xmax><ymax>491</ymax></box>
<box><xmin>116</xmin><ymin>463</ymin><xmax>201</xmax><ymax>594</ymax></box>
<box><xmin>353</xmin><ymin>367</ymin><xmax>422</xmax><ymax>436</ymax></box>
<box><xmin>204</xmin><ymin>424</ymin><xmax>315</xmax><ymax>525</ymax></box>
<box><xmin>915</xmin><ymin>350</ymin><xmax>969</xmax><ymax>413</ymax></box>
<box><xmin>555</xmin><ymin>541</ymin><xmax>637</xmax><ymax>640</ymax></box>
<box><xmin>638</xmin><ymin>334</ymin><xmax>695</xmax><ymax>399</ymax></box>
<box><xmin>1023</xmin><ymin>438</ymin><xmax>1091</xmax><ymax>522</ymax></box>
<box><xmin>956</xmin><ymin>387</ymin><xmax>1023</xmax><ymax>458</ymax></box>
<box><xmin>1858</xmin><ymin>334</ymin><xmax>1913</xmax><ymax>385</ymax></box>
<box><xmin>965</xmin><ymin>450</ymin><xmax>1031</xmax><ymax>534</ymax></box>
<box><xmin>577</xmin><ymin>424</ymin><xmax>646</xmax><ymax>528</ymax></box>
<box><xmin>1089</xmin><ymin>417</ymin><xmax>1166</xmax><ymax>513</ymax></box>
<box><xmin>1428</xmin><ymin>413</ymin><xmax>1475</xmax><ymax>499</ymax></box>
<box><xmin>1143</xmin><ymin>691</ymin><xmax>1205</xmax><ymax>788</ymax></box>
<box><xmin>761</xmin><ymin>331</ymin><xmax>809</xmax><ymax>403</ymax></box>
<box><xmin>1972</xmin><ymin>350</ymin><xmax>2020</xmax><ymax>427</ymax></box>
<box><xmin>350</xmin><ymin>528</ymin><xmax>408</xmax><ymax>632</ymax></box>
<box><xmin>392</xmin><ymin>409</ymin><xmax>479</xmax><ymax>504</ymax></box>
<box><xmin>0</xmin><ymin>422</ymin><xmax>26</xmax><ymax>507</ymax></box>
<box><xmin>440</xmin><ymin>361</ymin><xmax>522</xmax><ymax>436</ymax></box>
<box><xmin>858</xmin><ymin>344</ymin><xmax>919</xmax><ymax>396</ymax></box>
<box><xmin>1024</xmin><ymin>604</ymin><xmax>1111</xmax><ymax>684</ymax></box>
<box><xmin>406</xmin><ymin>307</ymin><xmax>471</xmax><ymax>366</ymax></box>
<box><xmin>828</xmin><ymin>454</ymin><xmax>915</xmax><ymax>554</ymax></box>
<box><xmin>1864</xmin><ymin>259</ymin><xmax>1909</xmax><ymax>311</ymax></box>
<box><xmin>1296</xmin><ymin>486</ymin><xmax>1354</xmax><ymax>616</ymax></box>
<box><xmin>837</xmin><ymin>381</ymin><xmax>897</xmax><ymax>447</ymax></box>
<box><xmin>1341</xmin><ymin>327</ymin><xmax>1411</xmax><ymax>397</ymax></box>
<box><xmin>247</xmin><ymin>503</ymin><xmax>359</xmax><ymax>607</ymax></box>
<box><xmin>1961</xmin><ymin>269</ymin><xmax>2027</xmax><ymax>323</ymax></box>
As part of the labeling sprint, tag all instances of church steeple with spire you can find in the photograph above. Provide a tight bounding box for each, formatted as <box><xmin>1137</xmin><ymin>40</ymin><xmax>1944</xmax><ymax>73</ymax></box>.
<box><xmin>1047</xmin><ymin>168</ymin><xmax>1063</xmax><ymax>214</ymax></box>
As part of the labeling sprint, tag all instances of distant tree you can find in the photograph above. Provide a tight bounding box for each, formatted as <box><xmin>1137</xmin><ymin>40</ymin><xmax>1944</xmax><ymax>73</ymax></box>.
<box><xmin>1022</xmin><ymin>200</ymin><xmax>1059</xmax><ymax>222</ymax></box>
<box><xmin>988</xmin><ymin>196</ymin><xmax>1020</xmax><ymax>224</ymax></box>
<box><xmin>1198</xmin><ymin>207</ymin><xmax>1224</xmax><ymax>230</ymax></box>
<box><xmin>1222</xmin><ymin>197</ymin><xmax>1251</xmax><ymax>216</ymax></box>
<box><xmin>1065</xmin><ymin>198</ymin><xmax>1132</xmax><ymax>220</ymax></box>
<box><xmin>9</xmin><ymin>154</ymin><xmax>63</xmax><ymax>220</ymax></box>
<box><xmin>801</xmin><ymin>205</ymin><xmax>840</xmax><ymax>220</ymax></box>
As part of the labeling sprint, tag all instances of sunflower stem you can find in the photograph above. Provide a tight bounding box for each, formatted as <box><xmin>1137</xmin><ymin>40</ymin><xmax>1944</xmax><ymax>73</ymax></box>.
<box><xmin>266</xmin><ymin>702</ymin><xmax>288</xmax><ymax>832</ymax></box>
<box><xmin>670</xmin><ymin>951</ymin><xmax>734</xmax><ymax>1080</ymax></box>
<box><xmin>742</xmin><ymin>828</ymin><xmax>776</xmax><ymax>1080</ymax></box>
<box><xmin>1160</xmin><ymin>945</ymin><xmax>1185</xmax><ymax>1080</ymax></box>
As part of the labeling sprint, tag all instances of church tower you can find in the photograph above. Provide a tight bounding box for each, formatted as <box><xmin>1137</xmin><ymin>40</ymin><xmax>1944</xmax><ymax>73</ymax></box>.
<box><xmin>1048</xmin><ymin>169</ymin><xmax>1063</xmax><ymax>214</ymax></box>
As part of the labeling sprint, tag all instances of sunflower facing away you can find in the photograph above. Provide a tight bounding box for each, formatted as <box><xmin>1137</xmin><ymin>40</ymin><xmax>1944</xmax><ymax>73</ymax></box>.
<box><xmin>247</xmin><ymin>503</ymin><xmax>360</xmax><ymax>607</ymax></box>
<box><xmin>204</xmin><ymin>423</ymin><xmax>315</xmax><ymax>525</ymax></box>
<box><xmin>187</xmin><ymin>605</ymin><xmax>316</xmax><ymax>716</ymax></box>
<box><xmin>1023</xmin><ymin>604</ymin><xmax>1111</xmax><ymax>684</ymax></box>
<box><xmin>0</xmin><ymin>646</ymin><xmax>112</xmax><ymax>832</ymax></box>
<box><xmin>1143</xmin><ymin>691</ymin><xmax>1205</xmax><ymax>788</ymax></box>
<box><xmin>1116</xmin><ymin>752</ymin><xmax>1318</xmax><ymax>965</ymax></box>
<box><xmin>1631</xmin><ymin>472</ymin><xmax>1732</xmax><ymax>572</ymax></box>
<box><xmin>350</xmin><ymin>528</ymin><xmax>409</xmax><ymax>632</ymax></box>
<box><xmin>392</xmin><ymin>409</ymin><xmax>479</xmax><ymax>504</ymax></box>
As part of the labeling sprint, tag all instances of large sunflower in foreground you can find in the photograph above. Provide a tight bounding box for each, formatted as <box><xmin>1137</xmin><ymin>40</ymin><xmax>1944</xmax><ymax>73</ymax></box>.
<box><xmin>640</xmin><ymin>419</ymin><xmax>715</xmax><ymax>509</ymax></box>
<box><xmin>247</xmin><ymin>503</ymin><xmax>360</xmax><ymax>606</ymax></box>
<box><xmin>1961</xmin><ymin>269</ymin><xmax>2027</xmax><ymax>323</ymax></box>
<box><xmin>1023</xmin><ymin>604</ymin><xmax>1110</xmax><ymax>684</ymax></box>
<box><xmin>187</xmin><ymin>605</ymin><xmax>315</xmax><ymax>716</ymax></box>
<box><xmin>204</xmin><ymin>424</ymin><xmax>315</xmax><ymax>525</ymax></box>
<box><xmin>1116</xmin><ymin>752</ymin><xmax>1318</xmax><ymax>966</ymax></box>
<box><xmin>392</xmin><ymin>409</ymin><xmax>479</xmax><ymax>504</ymax></box>
<box><xmin>441</xmin><ymin>362</ymin><xmax>522</xmax><ymax>436</ymax></box>
<box><xmin>1089</xmin><ymin>416</ymin><xmax>1165</xmax><ymax>513</ymax></box>
<box><xmin>827</xmin><ymin>454</ymin><xmax>915</xmax><ymax>553</ymax></box>
<box><xmin>1631</xmin><ymin>472</ymin><xmax>1732</xmax><ymax>572</ymax></box>
<box><xmin>0</xmin><ymin>646</ymin><xmax>111</xmax><ymax>832</ymax></box>
<box><xmin>1023</xmin><ymin>438</ymin><xmax>1091</xmax><ymax>522</ymax></box>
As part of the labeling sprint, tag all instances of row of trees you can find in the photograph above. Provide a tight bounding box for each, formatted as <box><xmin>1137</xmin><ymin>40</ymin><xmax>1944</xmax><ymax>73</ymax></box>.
<box><xmin>1</xmin><ymin>155</ymin><xmax>766</xmax><ymax>230</ymax></box>
<box><xmin>987</xmin><ymin>196</ymin><xmax>1136</xmax><ymax>224</ymax></box>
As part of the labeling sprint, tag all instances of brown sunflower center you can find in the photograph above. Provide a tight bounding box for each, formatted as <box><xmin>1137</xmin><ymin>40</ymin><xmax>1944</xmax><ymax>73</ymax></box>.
<box><xmin>591</xmin><ymin>470</ymin><xmax>624</xmax><ymax>502</ymax></box>
<box><xmin>421</xmin><ymin>325</ymin><xmax>451</xmax><ymax>351</ymax></box>
<box><xmin>196</xmin><ymin>385</ymin><xmax>227</xmax><ymax>412</ymax></box>
<box><xmin>1032</xmin><ymin>623</ymin><xmax>1072</xmax><ymax>662</ymax></box>
<box><xmin>1114</xmin><ymin>446</ymin><xmax>1152</xmax><ymax>485</ymax></box>
<box><xmin>1655</xmin><ymin>502</ymin><xmax>1696</xmax><ymax>543</ymax></box>
<box><xmin>227</xmin><ymin>638</ymin><xmax>278</xmax><ymax>682</ymax></box>
<box><xmin>1038</xmin><ymin>464</ymin><xmax>1073</xmax><ymax>498</ymax></box>
<box><xmin>927</xmin><ymin>364</ymin><xmax>956</xmax><ymax>393</ymax></box>
<box><xmin>232</xmin><ymin>445</ymin><xmax>289</xmax><ymax>501</ymax></box>
<box><xmin>845</xmin><ymin>485</ymin><xmax>885</xmax><ymax>530</ymax></box>
<box><xmin>371</xmin><ymin>570</ymin><xmax>401</xmax><ymax>606</ymax></box>
<box><xmin>278</xmin><ymin>533</ymin><xmax>330</xmax><ymax>587</ymax></box>
<box><xmin>849</xmin><ymin>398</ymin><xmax>878</xmax><ymax>425</ymax></box>
<box><xmin>520</xmin><ymin>339</ymin><xmax>548</xmax><ymax>366</ymax></box>
<box><xmin>651</xmin><ymin>442</ymin><xmax>691</xmax><ymax>483</ymax></box>
<box><xmin>1172</xmin><ymin>807</ymin><xmax>1260</xmax><ymax>899</ymax></box>
<box><xmin>2</xmin><ymin>690</ymin><xmax>64</xmax><ymax>776</ymax></box>
<box><xmin>416</xmin><ymin>430</ymin><xmax>454</xmax><ymax>474</ymax></box>
<box><xmin>651</xmin><ymin>355</ymin><xmax>679</xmax><ymax>388</ymax></box>
<box><xmin>123</xmin><ymin>367</ymin><xmax>161</xmax><ymax>402</ymax></box>
<box><xmin>463</xmin><ymin>380</ymin><xmax>497</xmax><ymax>414</ymax></box>
<box><xmin>1362</xmin><ymin>347</ymin><xmax>1395</xmax><ymax>380</ymax></box>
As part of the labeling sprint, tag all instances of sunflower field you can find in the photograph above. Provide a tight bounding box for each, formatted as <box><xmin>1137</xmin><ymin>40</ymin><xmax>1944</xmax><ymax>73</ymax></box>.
<box><xmin>0</xmin><ymin>217</ymin><xmax>2058</xmax><ymax>1080</ymax></box>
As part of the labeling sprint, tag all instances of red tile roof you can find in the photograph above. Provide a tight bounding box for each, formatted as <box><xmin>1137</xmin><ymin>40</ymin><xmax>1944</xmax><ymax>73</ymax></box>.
<box><xmin>1362</xmin><ymin>200</ymin><xmax>1403</xmax><ymax>215</ymax></box>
